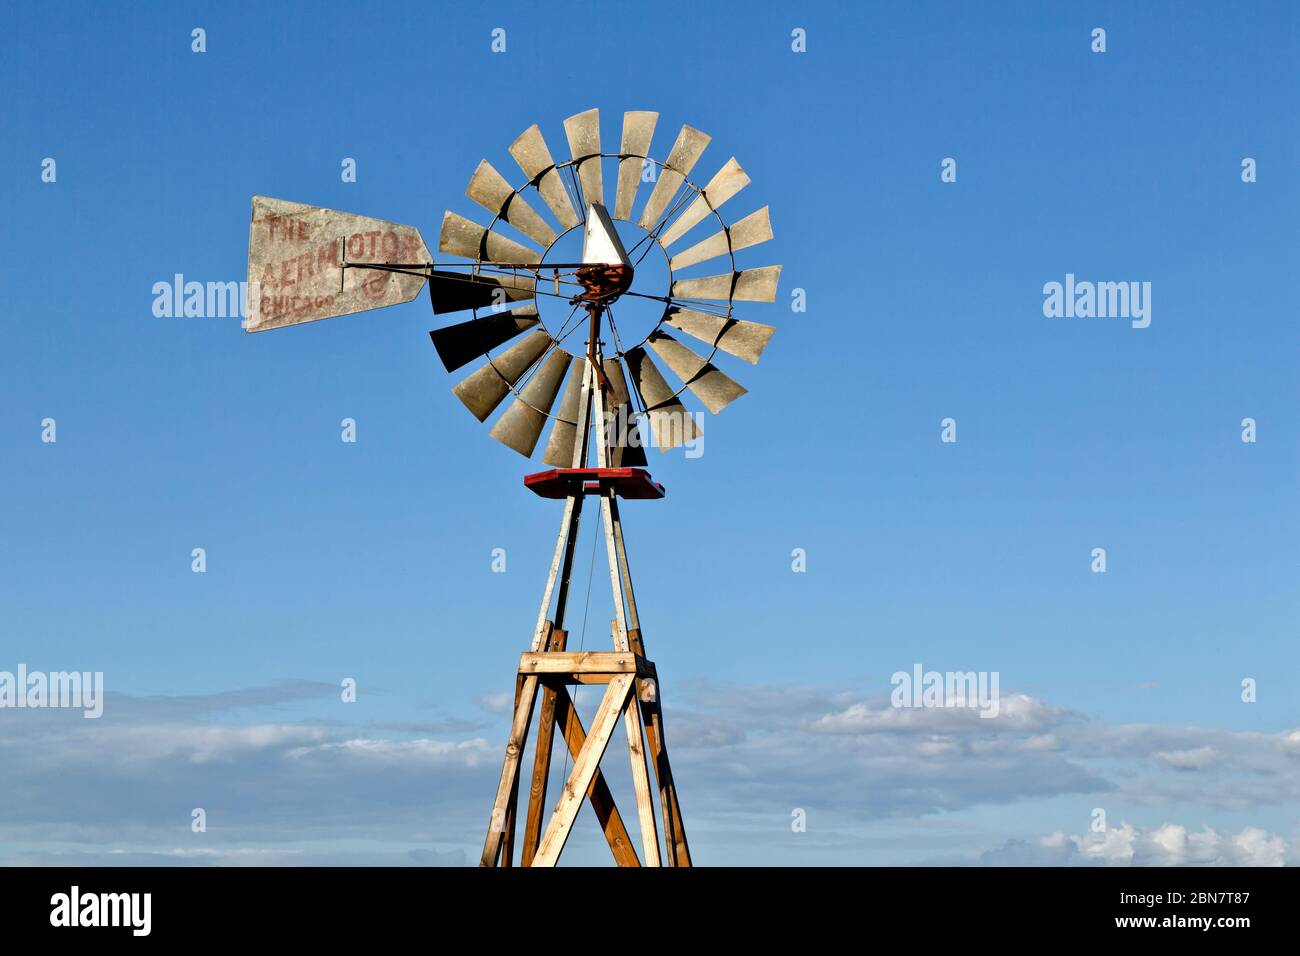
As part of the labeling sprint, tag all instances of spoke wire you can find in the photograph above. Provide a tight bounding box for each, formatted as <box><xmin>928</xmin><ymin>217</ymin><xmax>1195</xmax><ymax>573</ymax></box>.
<box><xmin>621</xmin><ymin>290</ymin><xmax>733</xmax><ymax>320</ymax></box>
<box><xmin>605</xmin><ymin>302</ymin><xmax>627</xmax><ymax>357</ymax></box>
<box><xmin>563</xmin><ymin>163</ymin><xmax>587</xmax><ymax>222</ymax></box>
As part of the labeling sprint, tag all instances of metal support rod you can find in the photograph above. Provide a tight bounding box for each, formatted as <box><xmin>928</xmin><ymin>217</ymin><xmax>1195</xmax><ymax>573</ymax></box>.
<box><xmin>608</xmin><ymin>496</ymin><xmax>641</xmax><ymax>635</ymax></box>
<box><xmin>590</xmin><ymin>330</ymin><xmax>630</xmax><ymax>652</ymax></box>
<box><xmin>529</xmin><ymin>363</ymin><xmax>595</xmax><ymax>651</ymax></box>
<box><xmin>584</xmin><ymin>303</ymin><xmax>613</xmax><ymax>391</ymax></box>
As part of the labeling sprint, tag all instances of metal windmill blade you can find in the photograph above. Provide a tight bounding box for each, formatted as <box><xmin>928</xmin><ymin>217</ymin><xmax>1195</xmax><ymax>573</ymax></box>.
<box><xmin>601</xmin><ymin>356</ymin><xmax>648</xmax><ymax>467</ymax></box>
<box><xmin>489</xmin><ymin>347</ymin><xmax>573</xmax><ymax>457</ymax></box>
<box><xmin>466</xmin><ymin>160</ymin><xmax>557</xmax><ymax>248</ymax></box>
<box><xmin>540</xmin><ymin>357</ymin><xmax>588</xmax><ymax>467</ymax></box>
<box><xmin>637</xmin><ymin>125</ymin><xmax>711</xmax><ymax>233</ymax></box>
<box><xmin>429</xmin><ymin>305</ymin><xmax>541</xmax><ymax>372</ymax></box>
<box><xmin>428</xmin><ymin>270</ymin><xmax>535</xmax><ymax>315</ymax></box>
<box><xmin>451</xmin><ymin>328</ymin><xmax>553</xmax><ymax>422</ymax></box>
<box><xmin>509</xmin><ymin>124</ymin><xmax>579</xmax><ymax>230</ymax></box>
<box><xmin>647</xmin><ymin>331</ymin><xmax>747</xmax><ymax>414</ymax></box>
<box><xmin>656</xmin><ymin>157</ymin><xmax>750</xmax><ymax>249</ymax></box>
<box><xmin>624</xmin><ymin>347</ymin><xmax>702</xmax><ymax>451</ymax></box>
<box><xmin>671</xmin><ymin>265</ymin><xmax>782</xmax><ymax>302</ymax></box>
<box><xmin>439</xmin><ymin>211</ymin><xmax>543</xmax><ymax>266</ymax></box>
<box><xmin>614</xmin><ymin>111</ymin><xmax>657</xmax><ymax>220</ymax></box>
<box><xmin>663</xmin><ymin>307</ymin><xmax>774</xmax><ymax>365</ymax></box>
<box><xmin>669</xmin><ymin>206</ymin><xmax>772</xmax><ymax>272</ymax></box>
<box><xmin>563</xmin><ymin>108</ymin><xmax>603</xmax><ymax>209</ymax></box>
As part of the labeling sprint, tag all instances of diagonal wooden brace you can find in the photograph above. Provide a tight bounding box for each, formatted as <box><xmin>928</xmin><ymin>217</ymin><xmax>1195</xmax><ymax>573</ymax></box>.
<box><xmin>532</xmin><ymin>673</ymin><xmax>635</xmax><ymax>867</ymax></box>
<box><xmin>550</xmin><ymin>683</ymin><xmax>640</xmax><ymax>866</ymax></box>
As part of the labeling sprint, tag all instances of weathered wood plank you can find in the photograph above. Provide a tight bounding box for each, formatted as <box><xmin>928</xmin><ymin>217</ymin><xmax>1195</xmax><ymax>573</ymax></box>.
<box><xmin>519</xmin><ymin>651</ymin><xmax>648</xmax><ymax>675</ymax></box>
<box><xmin>479</xmin><ymin>672</ymin><xmax>540</xmax><ymax>866</ymax></box>
<box><xmin>623</xmin><ymin>694</ymin><xmax>662</xmax><ymax>866</ymax></box>
<box><xmin>628</xmin><ymin>628</ymin><xmax>692</xmax><ymax>867</ymax></box>
<box><xmin>522</xmin><ymin>627</ymin><xmax>565</xmax><ymax>865</ymax></box>
<box><xmin>500</xmin><ymin>672</ymin><xmax>525</xmax><ymax>866</ymax></box>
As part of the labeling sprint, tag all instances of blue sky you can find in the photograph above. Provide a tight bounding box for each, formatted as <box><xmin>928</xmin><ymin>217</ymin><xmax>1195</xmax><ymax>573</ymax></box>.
<box><xmin>1</xmin><ymin>0</ymin><xmax>1297</xmax><ymax>866</ymax></box>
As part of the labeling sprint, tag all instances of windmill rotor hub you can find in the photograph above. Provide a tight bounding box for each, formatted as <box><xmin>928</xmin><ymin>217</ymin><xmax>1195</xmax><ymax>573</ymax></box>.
<box><xmin>573</xmin><ymin>262</ymin><xmax>633</xmax><ymax>304</ymax></box>
<box><xmin>572</xmin><ymin>201</ymin><xmax>634</xmax><ymax>306</ymax></box>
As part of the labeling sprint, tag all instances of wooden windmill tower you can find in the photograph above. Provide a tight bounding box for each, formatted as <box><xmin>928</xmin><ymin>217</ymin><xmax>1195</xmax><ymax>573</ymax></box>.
<box><xmin>244</xmin><ymin>109</ymin><xmax>781</xmax><ymax>866</ymax></box>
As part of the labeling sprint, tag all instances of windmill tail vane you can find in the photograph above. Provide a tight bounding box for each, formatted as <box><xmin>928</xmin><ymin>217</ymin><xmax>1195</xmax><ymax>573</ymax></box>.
<box><xmin>244</xmin><ymin>108</ymin><xmax>783</xmax><ymax>866</ymax></box>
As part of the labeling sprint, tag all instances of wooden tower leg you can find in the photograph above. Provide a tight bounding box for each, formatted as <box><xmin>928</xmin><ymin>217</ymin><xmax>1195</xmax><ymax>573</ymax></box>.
<box><xmin>612</xmin><ymin>493</ymin><xmax>693</xmax><ymax>867</ymax></box>
<box><xmin>499</xmin><ymin>672</ymin><xmax>525</xmax><ymax>866</ymax></box>
<box><xmin>479</xmin><ymin>672</ymin><xmax>540</xmax><ymax>867</ymax></box>
<box><xmin>623</xmin><ymin>688</ymin><xmax>662</xmax><ymax>866</ymax></box>
<box><xmin>608</xmin><ymin>619</ymin><xmax>660</xmax><ymax>866</ymax></box>
<box><xmin>629</xmin><ymin>632</ymin><xmax>692</xmax><ymax>867</ymax></box>
<box><xmin>521</xmin><ymin>626</ymin><xmax>566</xmax><ymax>866</ymax></box>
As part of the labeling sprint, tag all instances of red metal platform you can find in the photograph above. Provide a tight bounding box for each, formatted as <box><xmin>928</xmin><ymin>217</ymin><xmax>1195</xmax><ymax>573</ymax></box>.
<box><xmin>525</xmin><ymin>467</ymin><xmax>666</xmax><ymax>500</ymax></box>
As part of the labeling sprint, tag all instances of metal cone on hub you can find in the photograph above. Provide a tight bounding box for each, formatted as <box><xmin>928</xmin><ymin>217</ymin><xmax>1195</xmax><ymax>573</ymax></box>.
<box><xmin>575</xmin><ymin>202</ymin><xmax>633</xmax><ymax>303</ymax></box>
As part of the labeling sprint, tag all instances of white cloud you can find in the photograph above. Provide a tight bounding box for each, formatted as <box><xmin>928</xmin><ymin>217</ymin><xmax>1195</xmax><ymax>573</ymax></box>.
<box><xmin>981</xmin><ymin>822</ymin><xmax>1288</xmax><ymax>866</ymax></box>
<box><xmin>809</xmin><ymin>693</ymin><xmax>1062</xmax><ymax>735</ymax></box>
<box><xmin>1151</xmin><ymin>746</ymin><xmax>1220</xmax><ymax>771</ymax></box>
<box><xmin>287</xmin><ymin>736</ymin><xmax>494</xmax><ymax>767</ymax></box>
<box><xmin>476</xmin><ymin>691</ymin><xmax>514</xmax><ymax>715</ymax></box>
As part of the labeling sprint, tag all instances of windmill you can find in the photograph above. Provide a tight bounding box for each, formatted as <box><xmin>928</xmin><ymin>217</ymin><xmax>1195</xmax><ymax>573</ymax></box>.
<box><xmin>245</xmin><ymin>108</ymin><xmax>782</xmax><ymax>866</ymax></box>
